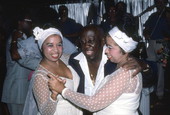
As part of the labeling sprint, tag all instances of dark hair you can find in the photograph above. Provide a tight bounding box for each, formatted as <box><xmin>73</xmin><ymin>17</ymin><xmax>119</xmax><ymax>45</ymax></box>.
<box><xmin>42</xmin><ymin>23</ymin><xmax>55</xmax><ymax>29</ymax></box>
<box><xmin>13</xmin><ymin>9</ymin><xmax>32</xmax><ymax>29</ymax></box>
<box><xmin>117</xmin><ymin>16</ymin><xmax>138</xmax><ymax>40</ymax></box>
<box><xmin>105</xmin><ymin>1</ymin><xmax>115</xmax><ymax>13</ymax></box>
<box><xmin>80</xmin><ymin>24</ymin><xmax>105</xmax><ymax>42</ymax></box>
<box><xmin>106</xmin><ymin>33</ymin><xmax>128</xmax><ymax>55</ymax></box>
<box><xmin>58</xmin><ymin>5</ymin><xmax>68</xmax><ymax>13</ymax></box>
<box><xmin>154</xmin><ymin>0</ymin><xmax>168</xmax><ymax>4</ymax></box>
<box><xmin>116</xmin><ymin>1</ymin><xmax>127</xmax><ymax>13</ymax></box>
<box><xmin>16</xmin><ymin>9</ymin><xmax>31</xmax><ymax>21</ymax></box>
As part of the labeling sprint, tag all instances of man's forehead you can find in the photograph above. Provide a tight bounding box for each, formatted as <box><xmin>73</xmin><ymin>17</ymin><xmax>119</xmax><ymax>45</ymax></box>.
<box><xmin>82</xmin><ymin>30</ymin><xmax>96</xmax><ymax>37</ymax></box>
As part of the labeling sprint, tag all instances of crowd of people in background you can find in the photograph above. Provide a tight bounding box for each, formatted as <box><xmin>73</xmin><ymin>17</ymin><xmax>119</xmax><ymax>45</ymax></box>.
<box><xmin>0</xmin><ymin>0</ymin><xmax>170</xmax><ymax>115</ymax></box>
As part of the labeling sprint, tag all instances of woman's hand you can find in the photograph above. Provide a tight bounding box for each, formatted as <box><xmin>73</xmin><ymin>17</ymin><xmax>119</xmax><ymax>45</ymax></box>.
<box><xmin>48</xmin><ymin>74</ymin><xmax>66</xmax><ymax>94</ymax></box>
<box><xmin>51</xmin><ymin>90</ymin><xmax>59</xmax><ymax>101</ymax></box>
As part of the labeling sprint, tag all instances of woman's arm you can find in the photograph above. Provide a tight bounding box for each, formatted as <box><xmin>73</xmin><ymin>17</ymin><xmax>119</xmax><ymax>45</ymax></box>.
<box><xmin>49</xmin><ymin>68</ymin><xmax>138</xmax><ymax>112</ymax></box>
<box><xmin>33</xmin><ymin>74</ymin><xmax>58</xmax><ymax>115</ymax></box>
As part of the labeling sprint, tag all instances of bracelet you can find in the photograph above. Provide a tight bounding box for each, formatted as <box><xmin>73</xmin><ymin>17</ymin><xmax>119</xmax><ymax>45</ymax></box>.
<box><xmin>143</xmin><ymin>64</ymin><xmax>150</xmax><ymax>72</ymax></box>
<box><xmin>143</xmin><ymin>68</ymin><xmax>149</xmax><ymax>72</ymax></box>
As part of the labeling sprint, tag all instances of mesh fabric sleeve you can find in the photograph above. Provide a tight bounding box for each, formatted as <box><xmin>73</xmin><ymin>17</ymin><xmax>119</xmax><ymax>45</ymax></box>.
<box><xmin>62</xmin><ymin>68</ymin><xmax>138</xmax><ymax>112</ymax></box>
<box><xmin>33</xmin><ymin>74</ymin><xmax>57</xmax><ymax>115</ymax></box>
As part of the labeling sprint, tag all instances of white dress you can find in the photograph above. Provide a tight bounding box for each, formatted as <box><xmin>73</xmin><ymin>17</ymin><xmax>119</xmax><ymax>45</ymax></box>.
<box><xmin>23</xmin><ymin>55</ymin><xmax>82</xmax><ymax>115</ymax></box>
<box><xmin>62</xmin><ymin>67</ymin><xmax>142</xmax><ymax>115</ymax></box>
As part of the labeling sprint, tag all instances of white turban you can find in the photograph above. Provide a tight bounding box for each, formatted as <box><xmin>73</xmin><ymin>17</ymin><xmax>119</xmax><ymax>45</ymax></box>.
<box><xmin>108</xmin><ymin>27</ymin><xmax>138</xmax><ymax>53</ymax></box>
<box><xmin>33</xmin><ymin>27</ymin><xmax>63</xmax><ymax>49</ymax></box>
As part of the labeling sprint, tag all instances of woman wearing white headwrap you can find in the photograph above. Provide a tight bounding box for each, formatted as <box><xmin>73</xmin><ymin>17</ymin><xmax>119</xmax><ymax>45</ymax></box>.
<box><xmin>22</xmin><ymin>27</ymin><xmax>82</xmax><ymax>115</ymax></box>
<box><xmin>48</xmin><ymin>26</ymin><xmax>142</xmax><ymax>115</ymax></box>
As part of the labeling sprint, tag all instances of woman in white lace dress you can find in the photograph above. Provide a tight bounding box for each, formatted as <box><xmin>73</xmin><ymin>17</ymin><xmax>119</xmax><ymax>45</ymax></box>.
<box><xmin>22</xmin><ymin>27</ymin><xmax>82</xmax><ymax>115</ymax></box>
<box><xmin>48</xmin><ymin>26</ymin><xmax>143</xmax><ymax>115</ymax></box>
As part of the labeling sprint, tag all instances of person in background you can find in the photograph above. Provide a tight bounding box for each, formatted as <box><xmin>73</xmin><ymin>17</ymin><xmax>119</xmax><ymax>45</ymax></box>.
<box><xmin>115</xmin><ymin>1</ymin><xmax>139</xmax><ymax>38</ymax></box>
<box><xmin>58</xmin><ymin>5</ymin><xmax>83</xmax><ymax>48</ymax></box>
<box><xmin>23</xmin><ymin>27</ymin><xmax>82</xmax><ymax>115</ymax></box>
<box><xmin>100</xmin><ymin>4</ymin><xmax>117</xmax><ymax>33</ymax></box>
<box><xmin>143</xmin><ymin>0</ymin><xmax>170</xmax><ymax>103</ymax></box>
<box><xmin>1</xmin><ymin>9</ymin><xmax>33</xmax><ymax>115</ymax></box>
<box><xmin>10</xmin><ymin>7</ymin><xmax>78</xmax><ymax>72</ymax></box>
<box><xmin>161</xmin><ymin>7</ymin><xmax>170</xmax><ymax>68</ymax></box>
<box><xmin>48</xmin><ymin>26</ymin><xmax>142</xmax><ymax>115</ymax></box>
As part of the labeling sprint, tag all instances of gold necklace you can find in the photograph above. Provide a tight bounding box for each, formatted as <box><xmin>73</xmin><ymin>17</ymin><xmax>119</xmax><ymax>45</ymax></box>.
<box><xmin>90</xmin><ymin>73</ymin><xmax>95</xmax><ymax>85</ymax></box>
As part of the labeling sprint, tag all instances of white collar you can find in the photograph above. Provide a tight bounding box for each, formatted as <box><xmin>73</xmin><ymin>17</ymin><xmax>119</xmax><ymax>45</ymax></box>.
<box><xmin>74</xmin><ymin>52</ymin><xmax>86</xmax><ymax>61</ymax></box>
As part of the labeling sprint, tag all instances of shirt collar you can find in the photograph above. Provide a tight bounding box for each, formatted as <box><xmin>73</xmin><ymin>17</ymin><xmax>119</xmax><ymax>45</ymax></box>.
<box><xmin>74</xmin><ymin>46</ymin><xmax>108</xmax><ymax>65</ymax></box>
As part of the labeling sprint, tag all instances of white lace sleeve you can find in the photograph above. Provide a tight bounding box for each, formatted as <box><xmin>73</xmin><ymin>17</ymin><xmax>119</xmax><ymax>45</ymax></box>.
<box><xmin>33</xmin><ymin>74</ymin><xmax>57</xmax><ymax>115</ymax></box>
<box><xmin>62</xmin><ymin>68</ymin><xmax>138</xmax><ymax>112</ymax></box>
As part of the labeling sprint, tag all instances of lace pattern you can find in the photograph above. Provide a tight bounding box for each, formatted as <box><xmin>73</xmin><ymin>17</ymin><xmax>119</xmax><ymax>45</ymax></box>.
<box><xmin>33</xmin><ymin>66</ymin><xmax>57</xmax><ymax>115</ymax></box>
<box><xmin>63</xmin><ymin>68</ymin><xmax>142</xmax><ymax>112</ymax></box>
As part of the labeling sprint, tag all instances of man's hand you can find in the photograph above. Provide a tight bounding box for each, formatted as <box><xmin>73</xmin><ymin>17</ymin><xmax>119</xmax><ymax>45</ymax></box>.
<box><xmin>12</xmin><ymin>30</ymin><xmax>23</xmax><ymax>40</ymax></box>
<box><xmin>122</xmin><ymin>57</ymin><xmax>142</xmax><ymax>77</ymax></box>
<box><xmin>10</xmin><ymin>30</ymin><xmax>23</xmax><ymax>60</ymax></box>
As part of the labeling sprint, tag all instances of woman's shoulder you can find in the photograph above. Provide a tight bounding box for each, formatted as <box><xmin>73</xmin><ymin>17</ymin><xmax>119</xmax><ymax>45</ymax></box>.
<box><xmin>109</xmin><ymin>67</ymin><xmax>139</xmax><ymax>79</ymax></box>
<box><xmin>33</xmin><ymin>65</ymin><xmax>49</xmax><ymax>80</ymax></box>
<box><xmin>113</xmin><ymin>67</ymin><xmax>130</xmax><ymax>74</ymax></box>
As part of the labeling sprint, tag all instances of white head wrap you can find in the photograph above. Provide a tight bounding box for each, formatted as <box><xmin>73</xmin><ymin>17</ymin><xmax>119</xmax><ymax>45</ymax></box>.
<box><xmin>108</xmin><ymin>27</ymin><xmax>138</xmax><ymax>53</ymax></box>
<box><xmin>33</xmin><ymin>27</ymin><xmax>63</xmax><ymax>49</ymax></box>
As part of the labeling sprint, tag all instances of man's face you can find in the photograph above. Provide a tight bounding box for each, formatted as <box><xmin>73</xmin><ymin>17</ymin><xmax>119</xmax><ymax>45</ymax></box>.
<box><xmin>20</xmin><ymin>16</ymin><xmax>32</xmax><ymax>36</ymax></box>
<box><xmin>59</xmin><ymin>7</ymin><xmax>68</xmax><ymax>19</ymax></box>
<box><xmin>116</xmin><ymin>2</ymin><xmax>126</xmax><ymax>14</ymax></box>
<box><xmin>108</xmin><ymin>6</ymin><xmax>116</xmax><ymax>22</ymax></box>
<box><xmin>80</xmin><ymin>29</ymin><xmax>102</xmax><ymax>60</ymax></box>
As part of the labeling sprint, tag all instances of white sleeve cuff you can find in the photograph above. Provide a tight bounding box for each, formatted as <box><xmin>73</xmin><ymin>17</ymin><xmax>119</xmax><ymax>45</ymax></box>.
<box><xmin>61</xmin><ymin>88</ymin><xmax>69</xmax><ymax>98</ymax></box>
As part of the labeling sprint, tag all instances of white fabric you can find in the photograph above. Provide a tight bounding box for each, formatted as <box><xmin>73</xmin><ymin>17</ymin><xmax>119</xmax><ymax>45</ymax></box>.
<box><xmin>63</xmin><ymin>68</ymin><xmax>142</xmax><ymax>115</ymax></box>
<box><xmin>114</xmin><ymin>0</ymin><xmax>156</xmax><ymax>39</ymax></box>
<box><xmin>22</xmin><ymin>54</ymin><xmax>82</xmax><ymax>115</ymax></box>
<box><xmin>50</xmin><ymin>0</ymin><xmax>165</xmax><ymax>39</ymax></box>
<box><xmin>139</xmin><ymin>87</ymin><xmax>154</xmax><ymax>115</ymax></box>
<box><xmin>50</xmin><ymin>3</ymin><xmax>91</xmax><ymax>26</ymax></box>
<box><xmin>74</xmin><ymin>46</ymin><xmax>107</xmax><ymax>96</ymax></box>
<box><xmin>108</xmin><ymin>26</ymin><xmax>138</xmax><ymax>53</ymax></box>
<box><xmin>33</xmin><ymin>27</ymin><xmax>63</xmax><ymax>49</ymax></box>
<box><xmin>34</xmin><ymin>66</ymin><xmax>81</xmax><ymax>115</ymax></box>
<box><xmin>50</xmin><ymin>0</ymin><xmax>169</xmax><ymax>39</ymax></box>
